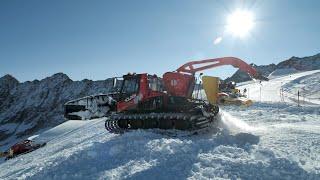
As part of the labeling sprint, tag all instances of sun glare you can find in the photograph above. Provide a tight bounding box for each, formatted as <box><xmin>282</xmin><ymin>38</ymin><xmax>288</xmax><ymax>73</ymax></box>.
<box><xmin>226</xmin><ymin>10</ymin><xmax>254</xmax><ymax>38</ymax></box>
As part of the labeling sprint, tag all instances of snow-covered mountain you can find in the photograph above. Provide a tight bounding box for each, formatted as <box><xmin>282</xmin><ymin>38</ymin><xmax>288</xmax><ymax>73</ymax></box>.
<box><xmin>226</xmin><ymin>53</ymin><xmax>320</xmax><ymax>83</ymax></box>
<box><xmin>0</xmin><ymin>70</ymin><xmax>319</xmax><ymax>179</ymax></box>
<box><xmin>0</xmin><ymin>73</ymin><xmax>116</xmax><ymax>150</ymax></box>
<box><xmin>277</xmin><ymin>53</ymin><xmax>320</xmax><ymax>70</ymax></box>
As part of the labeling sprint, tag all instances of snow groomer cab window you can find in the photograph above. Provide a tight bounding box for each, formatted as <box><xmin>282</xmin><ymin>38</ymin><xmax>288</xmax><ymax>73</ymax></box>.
<box><xmin>121</xmin><ymin>74</ymin><xmax>139</xmax><ymax>98</ymax></box>
<box><xmin>148</xmin><ymin>75</ymin><xmax>163</xmax><ymax>92</ymax></box>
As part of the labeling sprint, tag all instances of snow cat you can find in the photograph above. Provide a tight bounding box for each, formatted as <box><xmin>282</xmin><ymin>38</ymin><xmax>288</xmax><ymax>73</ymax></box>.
<box><xmin>64</xmin><ymin>57</ymin><xmax>267</xmax><ymax>133</ymax></box>
<box><xmin>0</xmin><ymin>140</ymin><xmax>46</xmax><ymax>160</ymax></box>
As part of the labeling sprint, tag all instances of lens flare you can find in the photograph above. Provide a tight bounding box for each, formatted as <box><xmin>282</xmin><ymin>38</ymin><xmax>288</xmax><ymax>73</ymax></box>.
<box><xmin>226</xmin><ymin>9</ymin><xmax>255</xmax><ymax>38</ymax></box>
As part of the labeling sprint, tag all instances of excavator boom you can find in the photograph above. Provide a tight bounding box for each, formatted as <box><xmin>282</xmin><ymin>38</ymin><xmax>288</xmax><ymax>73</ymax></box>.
<box><xmin>176</xmin><ymin>57</ymin><xmax>267</xmax><ymax>80</ymax></box>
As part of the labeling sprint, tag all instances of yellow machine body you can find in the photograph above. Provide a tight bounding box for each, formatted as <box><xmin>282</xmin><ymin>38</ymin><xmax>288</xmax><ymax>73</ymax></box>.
<box><xmin>219</xmin><ymin>96</ymin><xmax>253</xmax><ymax>106</ymax></box>
<box><xmin>202</xmin><ymin>76</ymin><xmax>219</xmax><ymax>105</ymax></box>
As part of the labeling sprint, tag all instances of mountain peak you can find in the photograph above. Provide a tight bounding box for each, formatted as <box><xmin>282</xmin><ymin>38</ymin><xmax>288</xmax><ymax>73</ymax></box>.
<box><xmin>0</xmin><ymin>74</ymin><xmax>19</xmax><ymax>86</ymax></box>
<box><xmin>51</xmin><ymin>72</ymin><xmax>70</xmax><ymax>79</ymax></box>
<box><xmin>46</xmin><ymin>73</ymin><xmax>71</xmax><ymax>82</ymax></box>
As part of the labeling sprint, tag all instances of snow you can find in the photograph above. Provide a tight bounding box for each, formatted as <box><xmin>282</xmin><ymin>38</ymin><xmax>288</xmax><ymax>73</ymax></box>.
<box><xmin>29</xmin><ymin>120</ymin><xmax>94</xmax><ymax>143</ymax></box>
<box><xmin>237</xmin><ymin>70</ymin><xmax>320</xmax><ymax>105</ymax></box>
<box><xmin>282</xmin><ymin>72</ymin><xmax>320</xmax><ymax>105</ymax></box>
<box><xmin>268</xmin><ymin>68</ymin><xmax>300</xmax><ymax>79</ymax></box>
<box><xmin>0</xmin><ymin>70</ymin><xmax>319</xmax><ymax>179</ymax></box>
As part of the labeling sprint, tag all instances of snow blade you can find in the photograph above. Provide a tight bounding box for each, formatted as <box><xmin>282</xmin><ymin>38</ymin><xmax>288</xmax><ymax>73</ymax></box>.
<box><xmin>64</xmin><ymin>93</ymin><xmax>118</xmax><ymax>120</ymax></box>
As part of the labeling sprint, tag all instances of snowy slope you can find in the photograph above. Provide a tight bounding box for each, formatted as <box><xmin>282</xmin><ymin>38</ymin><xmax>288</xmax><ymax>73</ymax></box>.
<box><xmin>0</xmin><ymin>107</ymin><xmax>319</xmax><ymax>179</ymax></box>
<box><xmin>0</xmin><ymin>71</ymin><xmax>319</xmax><ymax>179</ymax></box>
<box><xmin>282</xmin><ymin>72</ymin><xmax>320</xmax><ymax>105</ymax></box>
<box><xmin>237</xmin><ymin>70</ymin><xmax>320</xmax><ymax>105</ymax></box>
<box><xmin>268</xmin><ymin>68</ymin><xmax>300</xmax><ymax>79</ymax></box>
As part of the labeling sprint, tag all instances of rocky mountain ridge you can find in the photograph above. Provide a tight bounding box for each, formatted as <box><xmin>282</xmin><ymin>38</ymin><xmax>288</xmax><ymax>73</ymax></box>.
<box><xmin>225</xmin><ymin>53</ymin><xmax>320</xmax><ymax>82</ymax></box>
<box><xmin>0</xmin><ymin>73</ymin><xmax>115</xmax><ymax>149</ymax></box>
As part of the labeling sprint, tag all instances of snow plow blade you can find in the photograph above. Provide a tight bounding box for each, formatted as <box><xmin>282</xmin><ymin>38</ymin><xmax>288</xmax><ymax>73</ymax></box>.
<box><xmin>64</xmin><ymin>93</ymin><xmax>118</xmax><ymax>120</ymax></box>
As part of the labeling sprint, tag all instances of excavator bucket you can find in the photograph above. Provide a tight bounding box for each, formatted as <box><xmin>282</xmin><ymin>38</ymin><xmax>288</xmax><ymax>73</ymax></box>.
<box><xmin>202</xmin><ymin>76</ymin><xmax>219</xmax><ymax>105</ymax></box>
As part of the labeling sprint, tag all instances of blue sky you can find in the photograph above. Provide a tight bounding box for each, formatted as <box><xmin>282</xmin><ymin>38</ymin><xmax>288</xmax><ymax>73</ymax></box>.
<box><xmin>1</xmin><ymin>0</ymin><xmax>320</xmax><ymax>81</ymax></box>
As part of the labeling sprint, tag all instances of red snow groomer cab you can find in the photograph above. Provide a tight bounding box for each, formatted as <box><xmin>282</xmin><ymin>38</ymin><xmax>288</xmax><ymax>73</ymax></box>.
<box><xmin>64</xmin><ymin>57</ymin><xmax>268</xmax><ymax>133</ymax></box>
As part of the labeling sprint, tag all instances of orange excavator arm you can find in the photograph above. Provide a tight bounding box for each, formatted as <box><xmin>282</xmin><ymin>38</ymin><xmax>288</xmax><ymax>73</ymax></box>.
<box><xmin>176</xmin><ymin>57</ymin><xmax>267</xmax><ymax>80</ymax></box>
<box><xmin>163</xmin><ymin>56</ymin><xmax>268</xmax><ymax>98</ymax></box>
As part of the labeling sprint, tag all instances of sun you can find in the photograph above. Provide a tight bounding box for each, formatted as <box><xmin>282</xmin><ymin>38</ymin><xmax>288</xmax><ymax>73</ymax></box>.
<box><xmin>226</xmin><ymin>9</ymin><xmax>255</xmax><ymax>38</ymax></box>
